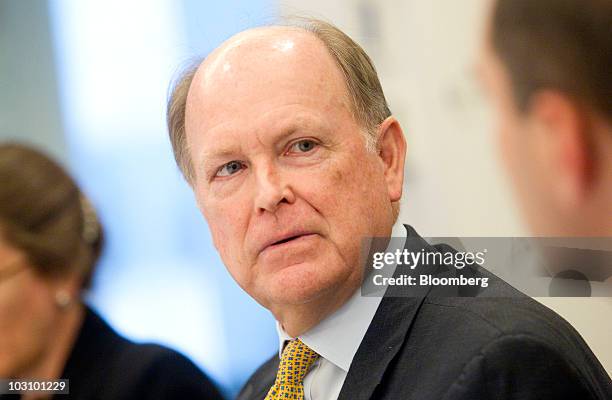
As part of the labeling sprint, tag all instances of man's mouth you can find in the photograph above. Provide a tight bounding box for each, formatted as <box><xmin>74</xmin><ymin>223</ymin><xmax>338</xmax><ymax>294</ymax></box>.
<box><xmin>260</xmin><ymin>232</ymin><xmax>319</xmax><ymax>255</ymax></box>
<box><xmin>271</xmin><ymin>234</ymin><xmax>305</xmax><ymax>246</ymax></box>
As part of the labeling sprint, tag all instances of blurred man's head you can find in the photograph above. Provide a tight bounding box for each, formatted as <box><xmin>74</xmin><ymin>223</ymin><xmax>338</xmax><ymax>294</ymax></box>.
<box><xmin>479</xmin><ymin>0</ymin><xmax>612</xmax><ymax>236</ymax></box>
<box><xmin>167</xmin><ymin>20</ymin><xmax>406</xmax><ymax>335</ymax></box>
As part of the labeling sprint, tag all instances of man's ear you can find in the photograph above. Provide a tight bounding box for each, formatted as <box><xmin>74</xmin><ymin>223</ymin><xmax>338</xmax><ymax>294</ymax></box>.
<box><xmin>528</xmin><ymin>90</ymin><xmax>593</xmax><ymax>208</ymax></box>
<box><xmin>376</xmin><ymin>117</ymin><xmax>407</xmax><ymax>202</ymax></box>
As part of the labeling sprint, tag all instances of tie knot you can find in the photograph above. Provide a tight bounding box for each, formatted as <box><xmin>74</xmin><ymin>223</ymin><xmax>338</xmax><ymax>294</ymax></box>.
<box><xmin>278</xmin><ymin>339</ymin><xmax>319</xmax><ymax>385</ymax></box>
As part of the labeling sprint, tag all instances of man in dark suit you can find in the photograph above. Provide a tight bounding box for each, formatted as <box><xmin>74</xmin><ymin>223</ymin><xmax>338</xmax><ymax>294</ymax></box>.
<box><xmin>238</xmin><ymin>226</ymin><xmax>611</xmax><ymax>399</ymax></box>
<box><xmin>166</xmin><ymin>17</ymin><xmax>611</xmax><ymax>399</ymax></box>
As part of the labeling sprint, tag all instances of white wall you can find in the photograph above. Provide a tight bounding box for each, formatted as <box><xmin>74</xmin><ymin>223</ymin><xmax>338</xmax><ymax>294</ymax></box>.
<box><xmin>0</xmin><ymin>0</ymin><xmax>67</xmax><ymax>161</ymax></box>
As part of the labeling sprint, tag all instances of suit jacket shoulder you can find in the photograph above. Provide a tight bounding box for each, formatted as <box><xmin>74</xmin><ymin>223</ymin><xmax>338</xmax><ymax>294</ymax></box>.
<box><xmin>398</xmin><ymin>295</ymin><xmax>612</xmax><ymax>399</ymax></box>
<box><xmin>337</xmin><ymin>226</ymin><xmax>611</xmax><ymax>400</ymax></box>
<box><xmin>61</xmin><ymin>307</ymin><xmax>223</xmax><ymax>400</ymax></box>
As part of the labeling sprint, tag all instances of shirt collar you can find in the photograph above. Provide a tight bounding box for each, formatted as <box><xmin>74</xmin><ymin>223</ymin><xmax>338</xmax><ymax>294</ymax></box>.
<box><xmin>276</xmin><ymin>221</ymin><xmax>407</xmax><ymax>372</ymax></box>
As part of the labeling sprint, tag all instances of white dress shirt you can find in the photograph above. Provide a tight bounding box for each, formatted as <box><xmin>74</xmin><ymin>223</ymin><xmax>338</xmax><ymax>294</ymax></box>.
<box><xmin>275</xmin><ymin>221</ymin><xmax>407</xmax><ymax>400</ymax></box>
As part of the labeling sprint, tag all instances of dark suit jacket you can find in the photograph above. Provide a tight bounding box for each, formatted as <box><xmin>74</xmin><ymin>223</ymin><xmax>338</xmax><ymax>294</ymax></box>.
<box><xmin>1</xmin><ymin>306</ymin><xmax>224</xmax><ymax>400</ymax></box>
<box><xmin>238</xmin><ymin>225</ymin><xmax>611</xmax><ymax>400</ymax></box>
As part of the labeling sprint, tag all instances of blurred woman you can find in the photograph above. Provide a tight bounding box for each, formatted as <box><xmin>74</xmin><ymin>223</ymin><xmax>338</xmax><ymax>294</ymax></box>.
<box><xmin>0</xmin><ymin>143</ymin><xmax>223</xmax><ymax>399</ymax></box>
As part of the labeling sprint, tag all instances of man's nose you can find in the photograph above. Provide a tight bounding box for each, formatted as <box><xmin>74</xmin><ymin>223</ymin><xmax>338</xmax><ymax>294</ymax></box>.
<box><xmin>253</xmin><ymin>164</ymin><xmax>295</xmax><ymax>214</ymax></box>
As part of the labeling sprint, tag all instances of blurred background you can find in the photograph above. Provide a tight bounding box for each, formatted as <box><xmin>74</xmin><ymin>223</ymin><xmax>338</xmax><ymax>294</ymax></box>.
<box><xmin>1</xmin><ymin>0</ymin><xmax>609</xmax><ymax>396</ymax></box>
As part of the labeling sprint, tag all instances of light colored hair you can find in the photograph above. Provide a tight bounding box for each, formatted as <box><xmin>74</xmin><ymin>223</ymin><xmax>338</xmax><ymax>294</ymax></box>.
<box><xmin>166</xmin><ymin>17</ymin><xmax>399</xmax><ymax>220</ymax></box>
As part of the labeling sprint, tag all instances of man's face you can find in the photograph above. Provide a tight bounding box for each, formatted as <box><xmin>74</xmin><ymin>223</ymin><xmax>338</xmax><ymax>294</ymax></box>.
<box><xmin>478</xmin><ymin>32</ymin><xmax>558</xmax><ymax>235</ymax></box>
<box><xmin>184</xmin><ymin>29</ymin><xmax>396</xmax><ymax>311</ymax></box>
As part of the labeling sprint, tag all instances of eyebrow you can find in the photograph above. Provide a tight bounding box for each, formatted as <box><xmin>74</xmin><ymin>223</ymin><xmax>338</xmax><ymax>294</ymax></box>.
<box><xmin>198</xmin><ymin>147</ymin><xmax>241</xmax><ymax>177</ymax></box>
<box><xmin>197</xmin><ymin>117</ymin><xmax>329</xmax><ymax>174</ymax></box>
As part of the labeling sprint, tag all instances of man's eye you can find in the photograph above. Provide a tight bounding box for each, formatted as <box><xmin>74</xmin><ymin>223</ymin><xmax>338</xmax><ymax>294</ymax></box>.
<box><xmin>290</xmin><ymin>139</ymin><xmax>318</xmax><ymax>153</ymax></box>
<box><xmin>216</xmin><ymin>161</ymin><xmax>244</xmax><ymax>177</ymax></box>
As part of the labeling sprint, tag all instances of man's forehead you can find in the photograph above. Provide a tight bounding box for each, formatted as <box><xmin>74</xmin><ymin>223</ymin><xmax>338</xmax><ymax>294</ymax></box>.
<box><xmin>194</xmin><ymin>26</ymin><xmax>333</xmax><ymax>89</ymax></box>
<box><xmin>184</xmin><ymin>25</ymin><xmax>352</xmax><ymax>136</ymax></box>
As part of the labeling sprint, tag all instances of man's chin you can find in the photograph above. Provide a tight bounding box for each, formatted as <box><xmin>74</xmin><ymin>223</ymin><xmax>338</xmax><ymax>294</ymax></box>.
<box><xmin>258</xmin><ymin>262</ymin><xmax>343</xmax><ymax>306</ymax></box>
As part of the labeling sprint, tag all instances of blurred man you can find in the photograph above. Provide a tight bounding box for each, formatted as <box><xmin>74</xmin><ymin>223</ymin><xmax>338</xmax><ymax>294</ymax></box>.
<box><xmin>167</xmin><ymin>18</ymin><xmax>610</xmax><ymax>399</ymax></box>
<box><xmin>479</xmin><ymin>0</ymin><xmax>612</xmax><ymax>236</ymax></box>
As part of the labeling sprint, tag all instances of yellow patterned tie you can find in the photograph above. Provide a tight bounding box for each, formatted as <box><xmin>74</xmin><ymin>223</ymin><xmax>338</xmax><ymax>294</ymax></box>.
<box><xmin>265</xmin><ymin>339</ymin><xmax>320</xmax><ymax>400</ymax></box>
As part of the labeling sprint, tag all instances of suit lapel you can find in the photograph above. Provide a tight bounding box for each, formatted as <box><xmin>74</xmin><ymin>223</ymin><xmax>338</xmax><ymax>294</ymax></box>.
<box><xmin>337</xmin><ymin>296</ymin><xmax>427</xmax><ymax>400</ymax></box>
<box><xmin>338</xmin><ymin>225</ymin><xmax>432</xmax><ymax>400</ymax></box>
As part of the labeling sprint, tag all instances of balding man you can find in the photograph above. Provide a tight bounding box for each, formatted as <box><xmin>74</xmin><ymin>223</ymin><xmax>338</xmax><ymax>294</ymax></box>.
<box><xmin>167</xmin><ymin>19</ymin><xmax>610</xmax><ymax>400</ymax></box>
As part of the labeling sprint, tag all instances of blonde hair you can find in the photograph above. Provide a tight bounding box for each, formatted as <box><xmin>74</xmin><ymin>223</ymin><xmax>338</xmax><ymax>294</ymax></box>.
<box><xmin>167</xmin><ymin>17</ymin><xmax>391</xmax><ymax>183</ymax></box>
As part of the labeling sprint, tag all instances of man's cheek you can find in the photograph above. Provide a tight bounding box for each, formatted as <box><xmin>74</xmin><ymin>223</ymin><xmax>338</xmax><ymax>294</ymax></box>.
<box><xmin>204</xmin><ymin>205</ymin><xmax>237</xmax><ymax>254</ymax></box>
<box><xmin>312</xmin><ymin>170</ymin><xmax>348</xmax><ymax>208</ymax></box>
<box><xmin>327</xmin><ymin>165</ymin><xmax>371</xmax><ymax>206</ymax></box>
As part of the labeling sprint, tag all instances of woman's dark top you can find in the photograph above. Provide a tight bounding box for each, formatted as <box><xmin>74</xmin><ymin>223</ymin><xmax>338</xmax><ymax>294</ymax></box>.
<box><xmin>1</xmin><ymin>307</ymin><xmax>224</xmax><ymax>399</ymax></box>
